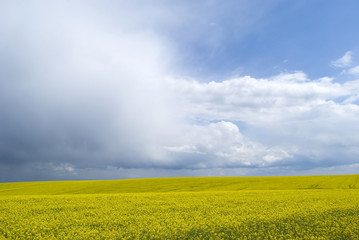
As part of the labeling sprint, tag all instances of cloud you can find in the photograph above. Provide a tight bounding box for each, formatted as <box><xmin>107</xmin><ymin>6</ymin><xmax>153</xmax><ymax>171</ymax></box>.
<box><xmin>345</xmin><ymin>65</ymin><xmax>359</xmax><ymax>76</ymax></box>
<box><xmin>331</xmin><ymin>51</ymin><xmax>353</xmax><ymax>68</ymax></box>
<box><xmin>1</xmin><ymin>1</ymin><xmax>359</xmax><ymax>182</ymax></box>
<box><xmin>166</xmin><ymin>72</ymin><xmax>354</xmax><ymax>125</ymax></box>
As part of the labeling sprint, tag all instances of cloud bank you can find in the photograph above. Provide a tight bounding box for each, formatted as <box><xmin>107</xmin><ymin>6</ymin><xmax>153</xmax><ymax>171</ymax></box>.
<box><xmin>1</xmin><ymin>1</ymin><xmax>359</xmax><ymax>181</ymax></box>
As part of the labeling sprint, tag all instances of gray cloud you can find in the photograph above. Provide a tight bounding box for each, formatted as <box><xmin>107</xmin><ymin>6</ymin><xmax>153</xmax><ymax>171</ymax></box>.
<box><xmin>0</xmin><ymin>1</ymin><xmax>182</xmax><ymax>181</ymax></box>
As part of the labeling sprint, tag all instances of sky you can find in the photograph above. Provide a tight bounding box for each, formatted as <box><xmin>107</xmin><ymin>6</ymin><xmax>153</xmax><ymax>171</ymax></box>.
<box><xmin>1</xmin><ymin>0</ymin><xmax>359</xmax><ymax>182</ymax></box>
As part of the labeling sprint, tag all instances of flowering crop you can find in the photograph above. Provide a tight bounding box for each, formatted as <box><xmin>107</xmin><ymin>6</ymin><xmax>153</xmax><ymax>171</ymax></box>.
<box><xmin>1</xmin><ymin>174</ymin><xmax>358</xmax><ymax>195</ymax></box>
<box><xmin>1</xmin><ymin>189</ymin><xmax>359</xmax><ymax>239</ymax></box>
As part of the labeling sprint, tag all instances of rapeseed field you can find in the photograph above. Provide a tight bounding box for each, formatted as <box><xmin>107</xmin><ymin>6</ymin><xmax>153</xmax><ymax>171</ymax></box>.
<box><xmin>1</xmin><ymin>175</ymin><xmax>359</xmax><ymax>239</ymax></box>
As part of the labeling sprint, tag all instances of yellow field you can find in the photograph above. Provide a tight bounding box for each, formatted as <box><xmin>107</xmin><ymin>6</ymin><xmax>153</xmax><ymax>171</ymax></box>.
<box><xmin>1</xmin><ymin>175</ymin><xmax>359</xmax><ymax>239</ymax></box>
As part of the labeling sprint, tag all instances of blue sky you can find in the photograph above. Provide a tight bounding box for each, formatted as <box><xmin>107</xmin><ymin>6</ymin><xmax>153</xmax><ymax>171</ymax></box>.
<box><xmin>169</xmin><ymin>0</ymin><xmax>359</xmax><ymax>80</ymax></box>
<box><xmin>1</xmin><ymin>1</ymin><xmax>359</xmax><ymax>182</ymax></box>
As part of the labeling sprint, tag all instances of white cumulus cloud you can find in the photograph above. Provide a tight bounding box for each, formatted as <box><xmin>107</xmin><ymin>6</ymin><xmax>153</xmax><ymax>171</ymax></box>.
<box><xmin>166</xmin><ymin>72</ymin><xmax>359</xmax><ymax>169</ymax></box>
<box><xmin>164</xmin><ymin>121</ymin><xmax>292</xmax><ymax>169</ymax></box>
